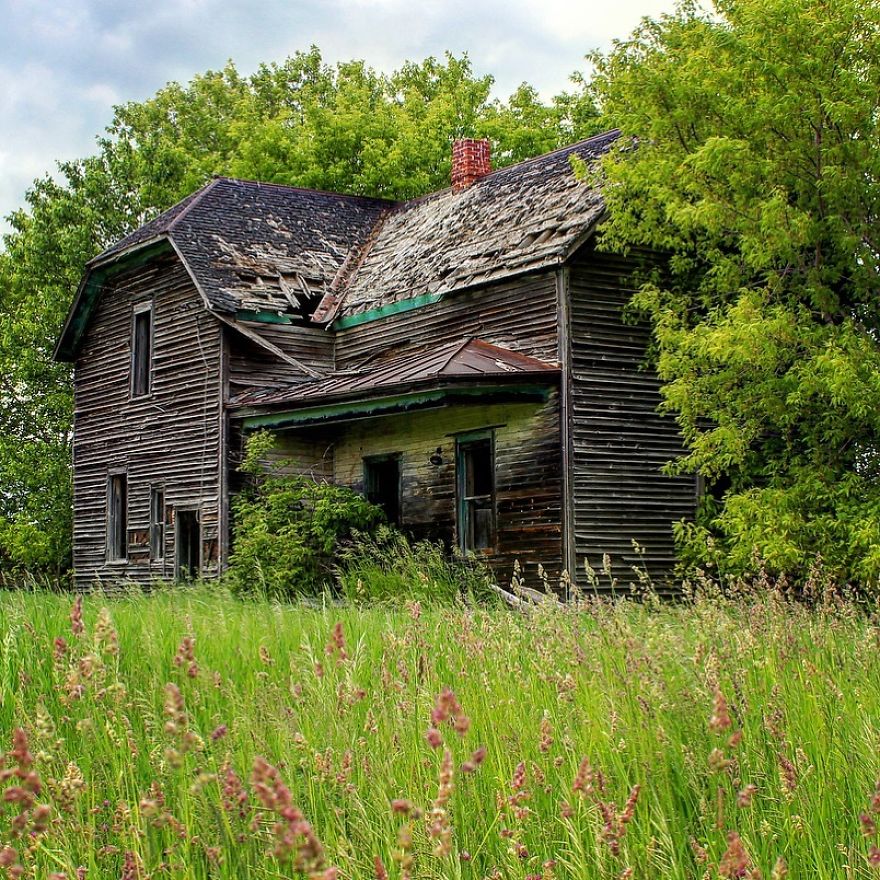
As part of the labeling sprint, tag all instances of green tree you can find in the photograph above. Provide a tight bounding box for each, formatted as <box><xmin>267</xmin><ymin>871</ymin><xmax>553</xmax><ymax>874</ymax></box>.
<box><xmin>0</xmin><ymin>48</ymin><xmax>599</xmax><ymax>575</ymax></box>
<box><xmin>590</xmin><ymin>0</ymin><xmax>880</xmax><ymax>582</ymax></box>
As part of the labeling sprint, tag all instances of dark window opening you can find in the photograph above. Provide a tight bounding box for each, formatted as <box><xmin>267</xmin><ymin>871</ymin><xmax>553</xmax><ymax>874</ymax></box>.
<box><xmin>132</xmin><ymin>307</ymin><xmax>152</xmax><ymax>397</ymax></box>
<box><xmin>108</xmin><ymin>474</ymin><xmax>127</xmax><ymax>561</ymax></box>
<box><xmin>175</xmin><ymin>509</ymin><xmax>201</xmax><ymax>581</ymax></box>
<box><xmin>363</xmin><ymin>454</ymin><xmax>401</xmax><ymax>525</ymax></box>
<box><xmin>457</xmin><ymin>435</ymin><xmax>496</xmax><ymax>553</ymax></box>
<box><xmin>150</xmin><ymin>487</ymin><xmax>165</xmax><ymax>559</ymax></box>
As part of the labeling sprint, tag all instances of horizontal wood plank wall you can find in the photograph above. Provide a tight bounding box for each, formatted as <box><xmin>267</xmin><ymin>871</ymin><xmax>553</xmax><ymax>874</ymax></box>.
<box><xmin>227</xmin><ymin>322</ymin><xmax>334</xmax><ymax>391</ymax></box>
<box><xmin>330</xmin><ymin>270</ymin><xmax>564</xmax><ymax>586</ymax></box>
<box><xmin>259</xmin><ymin>432</ymin><xmax>335</xmax><ymax>481</ymax></box>
<box><xmin>568</xmin><ymin>244</ymin><xmax>696</xmax><ymax>589</ymax></box>
<box><xmin>72</xmin><ymin>254</ymin><xmax>224</xmax><ymax>588</ymax></box>
<box><xmin>331</xmin><ymin>398</ymin><xmax>563</xmax><ymax>587</ymax></box>
<box><xmin>335</xmin><ymin>271</ymin><xmax>561</xmax><ymax>369</ymax></box>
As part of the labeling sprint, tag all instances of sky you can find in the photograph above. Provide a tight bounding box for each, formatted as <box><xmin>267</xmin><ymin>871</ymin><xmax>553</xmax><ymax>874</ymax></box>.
<box><xmin>0</xmin><ymin>0</ymin><xmax>674</xmax><ymax>231</ymax></box>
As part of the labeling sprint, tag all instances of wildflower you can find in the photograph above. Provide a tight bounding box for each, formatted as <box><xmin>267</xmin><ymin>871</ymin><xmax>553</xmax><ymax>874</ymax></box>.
<box><xmin>325</xmin><ymin>622</ymin><xmax>348</xmax><ymax>663</ymax></box>
<box><xmin>771</xmin><ymin>857</ymin><xmax>788</xmax><ymax>879</ymax></box>
<box><xmin>690</xmin><ymin>838</ymin><xmax>709</xmax><ymax>864</ymax></box>
<box><xmin>511</xmin><ymin>761</ymin><xmax>527</xmax><ymax>792</ymax></box>
<box><xmin>429</xmin><ymin>687</ymin><xmax>470</xmax><ymax>739</ymax></box>
<box><xmin>57</xmin><ymin>762</ymin><xmax>86</xmax><ymax>813</ymax></box>
<box><xmin>870</xmin><ymin>780</ymin><xmax>880</xmax><ymax>814</ymax></box>
<box><xmin>120</xmin><ymin>851</ymin><xmax>141</xmax><ymax>880</ymax></box>
<box><xmin>737</xmin><ymin>784</ymin><xmax>758</xmax><ymax>808</ymax></box>
<box><xmin>460</xmin><ymin>746</ymin><xmax>487</xmax><ymax>774</ymax></box>
<box><xmin>778</xmin><ymin>753</ymin><xmax>797</xmax><ymax>793</ymax></box>
<box><xmin>869</xmin><ymin>846</ymin><xmax>880</xmax><ymax>868</ymax></box>
<box><xmin>94</xmin><ymin>608</ymin><xmax>119</xmax><ymax>656</ymax></box>
<box><xmin>70</xmin><ymin>595</ymin><xmax>84</xmax><ymax>637</ymax></box>
<box><xmin>211</xmin><ymin>725</ymin><xmax>228</xmax><ymax>742</ymax></box>
<box><xmin>173</xmin><ymin>636</ymin><xmax>198</xmax><ymax>678</ymax></box>
<box><xmin>163</xmin><ymin>683</ymin><xmax>187</xmax><ymax>736</ymax></box>
<box><xmin>573</xmin><ymin>757</ymin><xmax>594</xmax><ymax>797</ymax></box>
<box><xmin>393</xmin><ymin>821</ymin><xmax>415</xmax><ymax>880</ymax></box>
<box><xmin>709</xmin><ymin>686</ymin><xmax>732</xmax><ymax>734</ymax></box>
<box><xmin>709</xmin><ymin>748</ymin><xmax>732</xmax><ymax>773</ymax></box>
<box><xmin>53</xmin><ymin>637</ymin><xmax>68</xmax><ymax>661</ymax></box>
<box><xmin>252</xmin><ymin>756</ymin><xmax>333</xmax><ymax>874</ymax></box>
<box><xmin>718</xmin><ymin>831</ymin><xmax>751</xmax><ymax>879</ymax></box>
<box><xmin>539</xmin><ymin>715</ymin><xmax>554</xmax><ymax>753</ymax></box>
<box><xmin>425</xmin><ymin>727</ymin><xmax>442</xmax><ymax>749</ymax></box>
<box><xmin>221</xmin><ymin>763</ymin><xmax>249</xmax><ymax>820</ymax></box>
<box><xmin>374</xmin><ymin>855</ymin><xmax>389</xmax><ymax>880</ymax></box>
<box><xmin>427</xmin><ymin>749</ymin><xmax>455</xmax><ymax>857</ymax></box>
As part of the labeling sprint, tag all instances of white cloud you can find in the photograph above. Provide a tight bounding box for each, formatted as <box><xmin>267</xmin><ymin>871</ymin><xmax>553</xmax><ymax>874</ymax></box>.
<box><xmin>0</xmin><ymin>0</ymin><xmax>678</xmax><ymax>234</ymax></box>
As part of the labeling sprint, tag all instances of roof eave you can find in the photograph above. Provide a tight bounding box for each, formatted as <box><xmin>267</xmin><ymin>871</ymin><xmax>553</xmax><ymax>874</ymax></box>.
<box><xmin>230</xmin><ymin>370</ymin><xmax>560</xmax><ymax>425</ymax></box>
<box><xmin>54</xmin><ymin>236</ymin><xmax>176</xmax><ymax>362</ymax></box>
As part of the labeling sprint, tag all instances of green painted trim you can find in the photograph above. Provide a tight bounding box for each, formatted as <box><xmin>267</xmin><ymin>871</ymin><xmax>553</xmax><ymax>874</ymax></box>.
<box><xmin>243</xmin><ymin>390</ymin><xmax>447</xmax><ymax>429</ymax></box>
<box><xmin>57</xmin><ymin>240</ymin><xmax>174</xmax><ymax>360</ymax></box>
<box><xmin>332</xmin><ymin>292</ymin><xmax>444</xmax><ymax>330</ymax></box>
<box><xmin>234</xmin><ymin>309</ymin><xmax>295</xmax><ymax>325</ymax></box>
<box><xmin>240</xmin><ymin>383</ymin><xmax>552</xmax><ymax>430</ymax></box>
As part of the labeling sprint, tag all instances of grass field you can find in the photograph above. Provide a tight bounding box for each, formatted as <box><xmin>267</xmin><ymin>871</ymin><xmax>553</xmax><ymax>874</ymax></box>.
<box><xmin>1</xmin><ymin>586</ymin><xmax>880</xmax><ymax>879</ymax></box>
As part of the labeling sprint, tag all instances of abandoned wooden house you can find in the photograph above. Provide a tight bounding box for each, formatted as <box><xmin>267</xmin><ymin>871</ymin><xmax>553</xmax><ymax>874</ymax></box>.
<box><xmin>54</xmin><ymin>130</ymin><xmax>697</xmax><ymax>590</ymax></box>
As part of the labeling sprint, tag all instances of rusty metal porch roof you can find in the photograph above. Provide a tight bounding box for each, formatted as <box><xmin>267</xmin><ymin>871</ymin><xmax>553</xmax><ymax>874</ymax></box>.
<box><xmin>228</xmin><ymin>338</ymin><xmax>559</xmax><ymax>412</ymax></box>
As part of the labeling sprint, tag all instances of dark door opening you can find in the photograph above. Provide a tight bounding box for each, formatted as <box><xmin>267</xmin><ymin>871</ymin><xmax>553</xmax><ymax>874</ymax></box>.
<box><xmin>363</xmin><ymin>455</ymin><xmax>401</xmax><ymax>525</ymax></box>
<box><xmin>175</xmin><ymin>509</ymin><xmax>201</xmax><ymax>580</ymax></box>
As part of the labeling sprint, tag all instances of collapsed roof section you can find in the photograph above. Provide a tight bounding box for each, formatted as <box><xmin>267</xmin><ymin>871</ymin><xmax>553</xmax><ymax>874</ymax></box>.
<box><xmin>55</xmin><ymin>130</ymin><xmax>619</xmax><ymax>361</ymax></box>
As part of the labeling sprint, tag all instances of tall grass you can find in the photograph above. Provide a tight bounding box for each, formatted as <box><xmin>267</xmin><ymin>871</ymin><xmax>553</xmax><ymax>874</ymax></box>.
<box><xmin>1</xmin><ymin>586</ymin><xmax>879</xmax><ymax>878</ymax></box>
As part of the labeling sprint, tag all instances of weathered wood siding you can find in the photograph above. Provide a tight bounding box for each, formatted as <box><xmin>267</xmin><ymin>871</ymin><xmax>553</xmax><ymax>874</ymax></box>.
<box><xmin>72</xmin><ymin>254</ymin><xmax>224</xmax><ymax>587</ymax></box>
<box><xmin>335</xmin><ymin>271</ymin><xmax>560</xmax><ymax>369</ymax></box>
<box><xmin>227</xmin><ymin>322</ymin><xmax>334</xmax><ymax>392</ymax></box>
<box><xmin>566</xmin><ymin>244</ymin><xmax>696</xmax><ymax>587</ymax></box>
<box><xmin>328</xmin><ymin>397</ymin><xmax>563</xmax><ymax>585</ymax></box>
<box><xmin>251</xmin><ymin>271</ymin><xmax>567</xmax><ymax>587</ymax></box>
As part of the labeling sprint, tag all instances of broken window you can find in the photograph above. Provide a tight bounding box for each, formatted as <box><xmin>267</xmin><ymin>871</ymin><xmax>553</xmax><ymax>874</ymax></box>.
<box><xmin>363</xmin><ymin>454</ymin><xmax>402</xmax><ymax>525</ymax></box>
<box><xmin>108</xmin><ymin>473</ymin><xmax>127</xmax><ymax>561</ymax></box>
<box><xmin>132</xmin><ymin>305</ymin><xmax>152</xmax><ymax>397</ymax></box>
<box><xmin>150</xmin><ymin>486</ymin><xmax>165</xmax><ymax>559</ymax></box>
<box><xmin>456</xmin><ymin>434</ymin><xmax>496</xmax><ymax>553</ymax></box>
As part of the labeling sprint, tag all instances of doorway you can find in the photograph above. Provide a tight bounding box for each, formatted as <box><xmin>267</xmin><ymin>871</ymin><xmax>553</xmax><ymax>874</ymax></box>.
<box><xmin>363</xmin><ymin>454</ymin><xmax>402</xmax><ymax>525</ymax></box>
<box><xmin>175</xmin><ymin>509</ymin><xmax>201</xmax><ymax>580</ymax></box>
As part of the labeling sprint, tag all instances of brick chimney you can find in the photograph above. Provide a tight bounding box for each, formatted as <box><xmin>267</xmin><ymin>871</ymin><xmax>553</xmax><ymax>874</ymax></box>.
<box><xmin>451</xmin><ymin>138</ymin><xmax>491</xmax><ymax>192</ymax></box>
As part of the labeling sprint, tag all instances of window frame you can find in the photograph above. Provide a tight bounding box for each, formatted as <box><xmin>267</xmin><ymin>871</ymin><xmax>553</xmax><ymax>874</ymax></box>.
<box><xmin>455</xmin><ymin>431</ymin><xmax>497</xmax><ymax>555</ymax></box>
<box><xmin>131</xmin><ymin>302</ymin><xmax>153</xmax><ymax>398</ymax></box>
<box><xmin>107</xmin><ymin>471</ymin><xmax>128</xmax><ymax>563</ymax></box>
<box><xmin>150</xmin><ymin>485</ymin><xmax>165</xmax><ymax>560</ymax></box>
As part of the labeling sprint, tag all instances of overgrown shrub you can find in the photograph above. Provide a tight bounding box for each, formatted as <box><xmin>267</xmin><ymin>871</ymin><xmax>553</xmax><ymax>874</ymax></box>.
<box><xmin>335</xmin><ymin>526</ymin><xmax>495</xmax><ymax>604</ymax></box>
<box><xmin>227</xmin><ymin>432</ymin><xmax>385</xmax><ymax>597</ymax></box>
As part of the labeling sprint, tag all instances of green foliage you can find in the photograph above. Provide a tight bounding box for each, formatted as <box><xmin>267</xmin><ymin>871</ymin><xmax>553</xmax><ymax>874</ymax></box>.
<box><xmin>589</xmin><ymin>0</ymin><xmax>880</xmax><ymax>582</ymax></box>
<box><xmin>227</xmin><ymin>432</ymin><xmax>385</xmax><ymax>597</ymax></box>
<box><xmin>0</xmin><ymin>48</ymin><xmax>599</xmax><ymax>575</ymax></box>
<box><xmin>335</xmin><ymin>526</ymin><xmax>495</xmax><ymax>604</ymax></box>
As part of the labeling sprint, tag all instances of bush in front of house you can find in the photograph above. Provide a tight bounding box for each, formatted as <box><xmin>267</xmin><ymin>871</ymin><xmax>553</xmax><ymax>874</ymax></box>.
<box><xmin>227</xmin><ymin>432</ymin><xmax>386</xmax><ymax>598</ymax></box>
<box><xmin>335</xmin><ymin>526</ymin><xmax>496</xmax><ymax>604</ymax></box>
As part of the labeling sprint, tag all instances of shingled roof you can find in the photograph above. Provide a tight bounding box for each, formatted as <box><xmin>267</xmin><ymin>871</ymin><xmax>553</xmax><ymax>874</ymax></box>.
<box><xmin>94</xmin><ymin>177</ymin><xmax>392</xmax><ymax>315</ymax></box>
<box><xmin>336</xmin><ymin>130</ymin><xmax>618</xmax><ymax>317</ymax></box>
<box><xmin>57</xmin><ymin>130</ymin><xmax>619</xmax><ymax>360</ymax></box>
